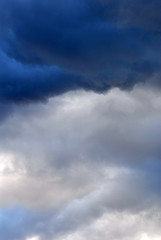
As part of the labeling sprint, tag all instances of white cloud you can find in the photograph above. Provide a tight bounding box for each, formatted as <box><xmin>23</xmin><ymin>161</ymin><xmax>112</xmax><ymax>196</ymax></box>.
<box><xmin>0</xmin><ymin>86</ymin><xmax>161</xmax><ymax>239</ymax></box>
<box><xmin>26</xmin><ymin>236</ymin><xmax>40</xmax><ymax>240</ymax></box>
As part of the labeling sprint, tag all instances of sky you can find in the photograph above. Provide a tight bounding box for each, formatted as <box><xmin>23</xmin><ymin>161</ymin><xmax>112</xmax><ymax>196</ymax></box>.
<box><xmin>0</xmin><ymin>0</ymin><xmax>161</xmax><ymax>240</ymax></box>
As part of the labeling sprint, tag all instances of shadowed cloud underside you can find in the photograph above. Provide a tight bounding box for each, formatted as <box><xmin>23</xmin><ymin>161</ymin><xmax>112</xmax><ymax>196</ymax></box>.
<box><xmin>0</xmin><ymin>0</ymin><xmax>161</xmax><ymax>104</ymax></box>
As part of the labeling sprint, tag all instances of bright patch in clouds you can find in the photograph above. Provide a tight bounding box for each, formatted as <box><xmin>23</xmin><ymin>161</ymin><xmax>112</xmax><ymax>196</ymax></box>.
<box><xmin>0</xmin><ymin>154</ymin><xmax>15</xmax><ymax>174</ymax></box>
<box><xmin>26</xmin><ymin>236</ymin><xmax>40</xmax><ymax>240</ymax></box>
<box><xmin>141</xmin><ymin>234</ymin><xmax>161</xmax><ymax>240</ymax></box>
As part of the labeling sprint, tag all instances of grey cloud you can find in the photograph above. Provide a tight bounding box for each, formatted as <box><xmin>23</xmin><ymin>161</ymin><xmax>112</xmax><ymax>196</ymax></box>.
<box><xmin>0</xmin><ymin>86</ymin><xmax>161</xmax><ymax>239</ymax></box>
<box><xmin>0</xmin><ymin>86</ymin><xmax>160</xmax><ymax>170</ymax></box>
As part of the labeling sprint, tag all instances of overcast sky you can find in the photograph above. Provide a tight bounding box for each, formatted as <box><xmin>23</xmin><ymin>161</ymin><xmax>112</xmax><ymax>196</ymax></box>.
<box><xmin>0</xmin><ymin>1</ymin><xmax>161</xmax><ymax>240</ymax></box>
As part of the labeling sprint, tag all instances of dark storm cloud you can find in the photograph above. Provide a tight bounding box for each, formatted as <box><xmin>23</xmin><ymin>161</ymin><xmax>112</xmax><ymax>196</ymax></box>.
<box><xmin>0</xmin><ymin>49</ymin><xmax>84</xmax><ymax>103</ymax></box>
<box><xmin>90</xmin><ymin>0</ymin><xmax>161</xmax><ymax>30</ymax></box>
<box><xmin>0</xmin><ymin>0</ymin><xmax>161</xmax><ymax>104</ymax></box>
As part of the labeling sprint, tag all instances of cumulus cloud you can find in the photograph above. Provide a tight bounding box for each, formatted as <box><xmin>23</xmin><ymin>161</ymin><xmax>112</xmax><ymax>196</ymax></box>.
<box><xmin>0</xmin><ymin>87</ymin><xmax>161</xmax><ymax>239</ymax></box>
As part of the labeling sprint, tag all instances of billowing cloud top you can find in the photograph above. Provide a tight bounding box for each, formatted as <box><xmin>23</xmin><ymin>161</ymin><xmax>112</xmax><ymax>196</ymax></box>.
<box><xmin>0</xmin><ymin>0</ymin><xmax>161</xmax><ymax>104</ymax></box>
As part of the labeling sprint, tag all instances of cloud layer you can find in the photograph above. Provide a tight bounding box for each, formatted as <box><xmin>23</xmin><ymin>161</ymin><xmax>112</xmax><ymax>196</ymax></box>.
<box><xmin>0</xmin><ymin>0</ymin><xmax>161</xmax><ymax>104</ymax></box>
<box><xmin>0</xmin><ymin>1</ymin><xmax>161</xmax><ymax>239</ymax></box>
<box><xmin>0</xmin><ymin>87</ymin><xmax>161</xmax><ymax>239</ymax></box>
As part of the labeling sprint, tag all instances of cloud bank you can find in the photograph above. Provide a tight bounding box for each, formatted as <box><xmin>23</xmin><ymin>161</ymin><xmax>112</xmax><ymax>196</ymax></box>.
<box><xmin>0</xmin><ymin>87</ymin><xmax>161</xmax><ymax>239</ymax></box>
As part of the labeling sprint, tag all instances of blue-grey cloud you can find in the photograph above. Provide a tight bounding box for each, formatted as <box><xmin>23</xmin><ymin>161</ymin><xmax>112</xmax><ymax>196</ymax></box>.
<box><xmin>0</xmin><ymin>49</ymin><xmax>85</xmax><ymax>103</ymax></box>
<box><xmin>0</xmin><ymin>0</ymin><xmax>161</xmax><ymax>104</ymax></box>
